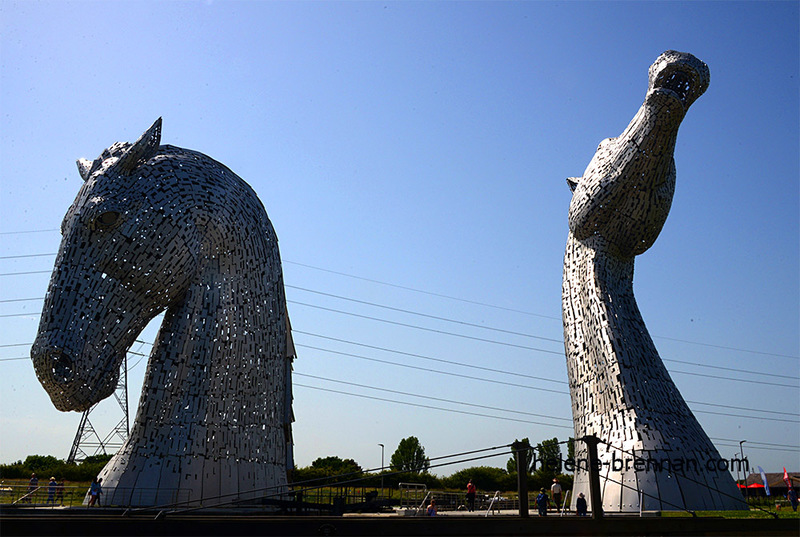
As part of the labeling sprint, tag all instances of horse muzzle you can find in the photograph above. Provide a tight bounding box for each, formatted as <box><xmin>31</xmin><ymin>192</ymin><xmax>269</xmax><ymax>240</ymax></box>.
<box><xmin>31</xmin><ymin>341</ymin><xmax>118</xmax><ymax>412</ymax></box>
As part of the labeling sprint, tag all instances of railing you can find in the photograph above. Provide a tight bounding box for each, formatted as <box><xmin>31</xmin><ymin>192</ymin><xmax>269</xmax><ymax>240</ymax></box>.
<box><xmin>289</xmin><ymin>485</ymin><xmax>389</xmax><ymax>514</ymax></box>
<box><xmin>2</xmin><ymin>481</ymin><xmax>540</xmax><ymax>515</ymax></box>
<box><xmin>398</xmin><ymin>482</ymin><xmax>427</xmax><ymax>509</ymax></box>
<box><xmin>2</xmin><ymin>484</ymin><xmax>189</xmax><ymax>508</ymax></box>
<box><xmin>2</xmin><ymin>484</ymin><xmax>85</xmax><ymax>507</ymax></box>
<box><xmin>485</xmin><ymin>490</ymin><xmax>501</xmax><ymax>516</ymax></box>
<box><xmin>402</xmin><ymin>489</ymin><xmax>525</xmax><ymax>516</ymax></box>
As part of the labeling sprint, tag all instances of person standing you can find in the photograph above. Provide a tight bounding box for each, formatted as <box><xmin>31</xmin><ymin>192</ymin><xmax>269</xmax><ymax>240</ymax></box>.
<box><xmin>46</xmin><ymin>477</ymin><xmax>57</xmax><ymax>505</ymax></box>
<box><xmin>536</xmin><ymin>488</ymin><xmax>549</xmax><ymax>516</ymax></box>
<box><xmin>24</xmin><ymin>473</ymin><xmax>38</xmax><ymax>503</ymax></box>
<box><xmin>788</xmin><ymin>488</ymin><xmax>798</xmax><ymax>512</ymax></box>
<box><xmin>576</xmin><ymin>492</ymin><xmax>588</xmax><ymax>516</ymax></box>
<box><xmin>551</xmin><ymin>478</ymin><xmax>563</xmax><ymax>511</ymax></box>
<box><xmin>88</xmin><ymin>477</ymin><xmax>102</xmax><ymax>507</ymax></box>
<box><xmin>466</xmin><ymin>479</ymin><xmax>477</xmax><ymax>512</ymax></box>
<box><xmin>55</xmin><ymin>478</ymin><xmax>65</xmax><ymax>506</ymax></box>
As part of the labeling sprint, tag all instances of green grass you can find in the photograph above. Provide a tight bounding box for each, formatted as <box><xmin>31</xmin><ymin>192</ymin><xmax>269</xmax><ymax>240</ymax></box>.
<box><xmin>661</xmin><ymin>508</ymin><xmax>799</xmax><ymax>519</ymax></box>
<box><xmin>0</xmin><ymin>478</ymin><xmax>91</xmax><ymax>507</ymax></box>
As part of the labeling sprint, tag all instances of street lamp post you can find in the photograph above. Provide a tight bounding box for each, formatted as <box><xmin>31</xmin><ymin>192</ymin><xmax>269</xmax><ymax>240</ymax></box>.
<box><xmin>739</xmin><ymin>440</ymin><xmax>748</xmax><ymax>505</ymax></box>
<box><xmin>379</xmin><ymin>443</ymin><xmax>385</xmax><ymax>498</ymax></box>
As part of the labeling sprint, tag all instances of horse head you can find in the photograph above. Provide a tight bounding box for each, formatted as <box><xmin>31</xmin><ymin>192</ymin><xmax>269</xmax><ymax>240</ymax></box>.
<box><xmin>31</xmin><ymin>119</ymin><xmax>200</xmax><ymax>411</ymax></box>
<box><xmin>566</xmin><ymin>51</ymin><xmax>709</xmax><ymax>259</ymax></box>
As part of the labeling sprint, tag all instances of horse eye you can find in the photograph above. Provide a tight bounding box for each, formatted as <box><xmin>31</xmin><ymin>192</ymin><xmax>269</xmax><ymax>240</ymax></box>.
<box><xmin>95</xmin><ymin>211</ymin><xmax>121</xmax><ymax>229</ymax></box>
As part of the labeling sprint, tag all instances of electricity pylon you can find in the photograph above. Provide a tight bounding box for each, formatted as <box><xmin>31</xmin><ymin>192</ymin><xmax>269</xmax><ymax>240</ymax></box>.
<box><xmin>67</xmin><ymin>355</ymin><xmax>129</xmax><ymax>463</ymax></box>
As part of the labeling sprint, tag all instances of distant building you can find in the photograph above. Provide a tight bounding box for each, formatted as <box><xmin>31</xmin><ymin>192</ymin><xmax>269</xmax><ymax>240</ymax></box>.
<box><xmin>741</xmin><ymin>472</ymin><xmax>798</xmax><ymax>497</ymax></box>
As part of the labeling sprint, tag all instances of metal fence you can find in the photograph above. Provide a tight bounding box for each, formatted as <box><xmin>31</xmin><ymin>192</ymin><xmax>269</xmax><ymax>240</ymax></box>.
<box><xmin>0</xmin><ymin>483</ymin><xmax>191</xmax><ymax>508</ymax></box>
<box><xmin>1</xmin><ymin>481</ymin><xmax>535</xmax><ymax>515</ymax></box>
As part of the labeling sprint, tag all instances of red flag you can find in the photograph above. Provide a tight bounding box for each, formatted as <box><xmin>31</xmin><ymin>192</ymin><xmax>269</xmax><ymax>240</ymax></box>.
<box><xmin>783</xmin><ymin>467</ymin><xmax>792</xmax><ymax>489</ymax></box>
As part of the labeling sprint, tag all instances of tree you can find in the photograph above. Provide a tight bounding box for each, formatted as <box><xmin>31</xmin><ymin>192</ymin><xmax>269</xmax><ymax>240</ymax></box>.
<box><xmin>507</xmin><ymin>438</ymin><xmax>533</xmax><ymax>474</ymax></box>
<box><xmin>532</xmin><ymin>437</ymin><xmax>562</xmax><ymax>479</ymax></box>
<box><xmin>291</xmin><ymin>456</ymin><xmax>363</xmax><ymax>486</ymax></box>
<box><xmin>0</xmin><ymin>453</ymin><xmax>114</xmax><ymax>481</ymax></box>
<box><xmin>390</xmin><ymin>436</ymin><xmax>430</xmax><ymax>473</ymax></box>
<box><xmin>310</xmin><ymin>456</ymin><xmax>362</xmax><ymax>476</ymax></box>
<box><xmin>23</xmin><ymin>455</ymin><xmax>61</xmax><ymax>473</ymax></box>
<box><xmin>442</xmin><ymin>466</ymin><xmax>513</xmax><ymax>492</ymax></box>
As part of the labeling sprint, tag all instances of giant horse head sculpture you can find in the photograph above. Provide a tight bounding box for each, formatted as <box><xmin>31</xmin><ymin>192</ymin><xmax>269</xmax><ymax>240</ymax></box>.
<box><xmin>562</xmin><ymin>52</ymin><xmax>744</xmax><ymax>512</ymax></box>
<box><xmin>32</xmin><ymin>119</ymin><xmax>193</xmax><ymax>409</ymax></box>
<box><xmin>31</xmin><ymin>119</ymin><xmax>294</xmax><ymax>505</ymax></box>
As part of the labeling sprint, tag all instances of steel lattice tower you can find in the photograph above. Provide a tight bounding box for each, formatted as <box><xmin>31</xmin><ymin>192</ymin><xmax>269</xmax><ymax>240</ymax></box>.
<box><xmin>67</xmin><ymin>355</ymin><xmax>129</xmax><ymax>463</ymax></box>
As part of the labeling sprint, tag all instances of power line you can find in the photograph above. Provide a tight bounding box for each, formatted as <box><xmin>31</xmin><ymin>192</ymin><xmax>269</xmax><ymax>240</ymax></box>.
<box><xmin>712</xmin><ymin>441</ymin><xmax>799</xmax><ymax>453</ymax></box>
<box><xmin>287</xmin><ymin>284</ymin><xmax>563</xmax><ymax>343</ymax></box>
<box><xmin>1</xmin><ymin>249</ymin><xmax>796</xmax><ymax>360</ymax></box>
<box><xmin>6</xmin><ymin>299</ymin><xmax>789</xmax><ymax>384</ymax></box>
<box><xmin>5</xmin><ymin>334</ymin><xmax>795</xmax><ymax>423</ymax></box>
<box><xmin>685</xmin><ymin>400</ymin><xmax>798</xmax><ymax>418</ymax></box>
<box><xmin>681</xmin><ymin>407</ymin><xmax>798</xmax><ymax>424</ymax></box>
<box><xmin>2</xmin><ymin>292</ymin><xmax>792</xmax><ymax>382</ymax></box>
<box><xmin>295</xmin><ymin>371</ymin><xmax>800</xmax><ymax>428</ymax></box>
<box><xmin>288</xmin><ymin>286</ymin><xmax>796</xmax><ymax>378</ymax></box>
<box><xmin>3</xmin><ymin>298</ymin><xmax>798</xmax><ymax>391</ymax></box>
<box><xmin>2</xmin><ymin>251</ymin><xmax>796</xmax><ymax>410</ymax></box>
<box><xmin>285</xmin><ymin>259</ymin><xmax>559</xmax><ymax>321</ymax></box>
<box><xmin>1</xmin><ymin>349</ymin><xmax>149</xmax><ymax>363</ymax></box>
<box><xmin>0</xmin><ymin>253</ymin><xmax>56</xmax><ymax>260</ymax></box>
<box><xmin>294</xmin><ymin>382</ymin><xmax>575</xmax><ymax>430</ymax></box>
<box><xmin>289</xmin><ymin>300</ymin><xmax>564</xmax><ymax>355</ymax></box>
<box><xmin>285</xmin><ymin>259</ymin><xmax>799</xmax><ymax>360</ymax></box>
<box><xmin>0</xmin><ymin>270</ymin><xmax>51</xmax><ymax>277</ymax></box>
<box><xmin>294</xmin><ymin>372</ymin><xmax>573</xmax><ymax>423</ymax></box>
<box><xmin>292</xmin><ymin>382</ymin><xmax>798</xmax><ymax>453</ymax></box>
<box><xmin>661</xmin><ymin>357</ymin><xmax>795</xmax><ymax>380</ymax></box>
<box><xmin>295</xmin><ymin>343</ymin><xmax>798</xmax><ymax>424</ymax></box>
<box><xmin>655</xmin><ymin>335</ymin><xmax>799</xmax><ymax>360</ymax></box>
<box><xmin>291</xmin><ymin>282</ymin><xmax>793</xmax><ymax>379</ymax></box>
<box><xmin>0</xmin><ymin>229</ymin><xmax>59</xmax><ymax>236</ymax></box>
<box><xmin>294</xmin><ymin>303</ymin><xmax>800</xmax><ymax>389</ymax></box>
<box><xmin>668</xmin><ymin>368</ymin><xmax>797</xmax><ymax>389</ymax></box>
<box><xmin>296</xmin><ymin>343</ymin><xmax>569</xmax><ymax>395</ymax></box>
<box><xmin>295</xmin><ymin>330</ymin><xmax>566</xmax><ymax>385</ymax></box>
<box><xmin>712</xmin><ymin>437</ymin><xmax>800</xmax><ymax>450</ymax></box>
<box><xmin>2</xmin><ymin>239</ymin><xmax>797</xmax><ymax>455</ymax></box>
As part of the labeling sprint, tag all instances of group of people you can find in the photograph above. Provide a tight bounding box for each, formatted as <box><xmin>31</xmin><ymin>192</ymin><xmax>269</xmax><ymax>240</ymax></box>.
<box><xmin>20</xmin><ymin>472</ymin><xmax>104</xmax><ymax>507</ymax></box>
<box><xmin>534</xmin><ymin>478</ymin><xmax>586</xmax><ymax>516</ymax></box>
<box><xmin>457</xmin><ymin>477</ymin><xmax>590</xmax><ymax>517</ymax></box>
<box><xmin>23</xmin><ymin>473</ymin><xmax>65</xmax><ymax>505</ymax></box>
<box><xmin>46</xmin><ymin>476</ymin><xmax>65</xmax><ymax>505</ymax></box>
<box><xmin>87</xmin><ymin>477</ymin><xmax>103</xmax><ymax>506</ymax></box>
<box><xmin>26</xmin><ymin>471</ymin><xmax>800</xmax><ymax>514</ymax></box>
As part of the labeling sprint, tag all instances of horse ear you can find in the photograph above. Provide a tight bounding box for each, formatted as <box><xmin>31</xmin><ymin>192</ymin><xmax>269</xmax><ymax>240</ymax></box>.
<box><xmin>118</xmin><ymin>117</ymin><xmax>162</xmax><ymax>174</ymax></box>
<box><xmin>77</xmin><ymin>158</ymin><xmax>93</xmax><ymax>181</ymax></box>
<box><xmin>567</xmin><ymin>177</ymin><xmax>580</xmax><ymax>192</ymax></box>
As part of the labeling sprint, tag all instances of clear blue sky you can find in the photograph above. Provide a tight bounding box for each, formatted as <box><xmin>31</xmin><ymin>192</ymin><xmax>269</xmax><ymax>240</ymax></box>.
<box><xmin>1</xmin><ymin>1</ymin><xmax>797</xmax><ymax>478</ymax></box>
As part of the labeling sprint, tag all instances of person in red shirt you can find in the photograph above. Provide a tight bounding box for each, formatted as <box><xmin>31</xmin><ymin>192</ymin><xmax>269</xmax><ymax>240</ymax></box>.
<box><xmin>466</xmin><ymin>479</ymin><xmax>477</xmax><ymax>512</ymax></box>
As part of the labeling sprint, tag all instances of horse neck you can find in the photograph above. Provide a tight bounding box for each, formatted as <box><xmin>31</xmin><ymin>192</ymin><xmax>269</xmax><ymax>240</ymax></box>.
<box><xmin>563</xmin><ymin>234</ymin><xmax>664</xmax><ymax>411</ymax></box>
<box><xmin>563</xmin><ymin>233</ymin><xmax>647</xmax><ymax>358</ymax></box>
<box><xmin>132</xmin><ymin>248</ymin><xmax>288</xmax><ymax>434</ymax></box>
<box><xmin>564</xmin><ymin>233</ymin><xmax>726</xmax><ymax>467</ymax></box>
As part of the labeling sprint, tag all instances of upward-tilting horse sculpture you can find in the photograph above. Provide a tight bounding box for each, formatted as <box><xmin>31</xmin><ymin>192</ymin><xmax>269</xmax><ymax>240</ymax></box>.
<box><xmin>563</xmin><ymin>51</ymin><xmax>745</xmax><ymax>511</ymax></box>
<box><xmin>31</xmin><ymin>119</ymin><xmax>295</xmax><ymax>506</ymax></box>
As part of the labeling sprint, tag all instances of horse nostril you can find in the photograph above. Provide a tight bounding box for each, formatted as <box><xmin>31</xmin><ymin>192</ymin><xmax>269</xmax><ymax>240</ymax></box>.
<box><xmin>49</xmin><ymin>350</ymin><xmax>75</xmax><ymax>383</ymax></box>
